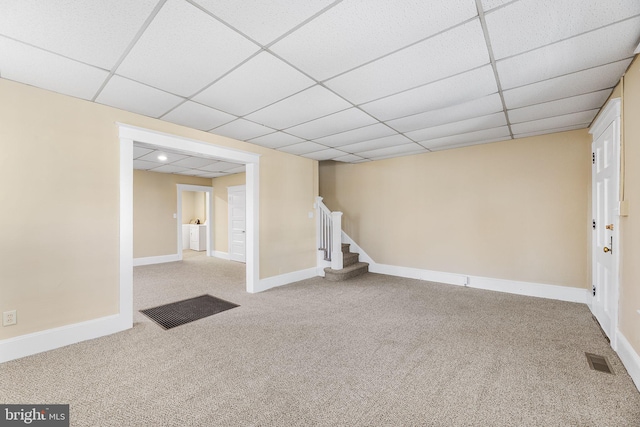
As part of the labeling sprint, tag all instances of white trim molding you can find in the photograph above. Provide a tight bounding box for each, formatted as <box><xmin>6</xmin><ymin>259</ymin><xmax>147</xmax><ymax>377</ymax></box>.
<box><xmin>212</xmin><ymin>251</ymin><xmax>231</xmax><ymax>260</ymax></box>
<box><xmin>177</xmin><ymin>184</ymin><xmax>213</xmax><ymax>259</ymax></box>
<box><xmin>133</xmin><ymin>254</ymin><xmax>181</xmax><ymax>266</ymax></box>
<box><xmin>254</xmin><ymin>268</ymin><xmax>317</xmax><ymax>293</ymax></box>
<box><xmin>616</xmin><ymin>330</ymin><xmax>640</xmax><ymax>392</ymax></box>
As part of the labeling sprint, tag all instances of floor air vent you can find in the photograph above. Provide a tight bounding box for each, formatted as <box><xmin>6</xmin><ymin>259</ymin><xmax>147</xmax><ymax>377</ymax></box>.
<box><xmin>586</xmin><ymin>353</ymin><xmax>613</xmax><ymax>374</ymax></box>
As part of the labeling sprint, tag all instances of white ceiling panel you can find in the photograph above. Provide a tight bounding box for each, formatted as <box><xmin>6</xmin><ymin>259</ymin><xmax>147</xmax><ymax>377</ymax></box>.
<box><xmin>270</xmin><ymin>0</ymin><xmax>478</xmax><ymax>80</ymax></box>
<box><xmin>419</xmin><ymin>126</ymin><xmax>512</xmax><ymax>148</ymax></box>
<box><xmin>302</xmin><ymin>149</ymin><xmax>348</xmax><ymax>161</ymax></box>
<box><xmin>137</xmin><ymin>150</ymin><xmax>188</xmax><ymax>164</ymax></box>
<box><xmin>325</xmin><ymin>20</ymin><xmax>490</xmax><ymax>104</ymax></box>
<box><xmin>247</xmin><ymin>132</ymin><xmax>305</xmax><ymax>149</ymax></box>
<box><xmin>174</xmin><ymin>170</ymin><xmax>204</xmax><ymax>176</ymax></box>
<box><xmin>0</xmin><ymin>0</ymin><xmax>158</xmax><ymax>69</ymax></box>
<box><xmin>199</xmin><ymin>161</ymin><xmax>243</xmax><ymax>172</ymax></box>
<box><xmin>193</xmin><ymin>0</ymin><xmax>335</xmax><ymax>45</ymax></box>
<box><xmin>116</xmin><ymin>0</ymin><xmax>259</xmax><ymax>97</ymax></box>
<box><xmin>285</xmin><ymin>108</ymin><xmax>377</xmax><ymax>140</ymax></box>
<box><xmin>486</xmin><ymin>0</ymin><xmax>640</xmax><ymax>59</ymax></box>
<box><xmin>133</xmin><ymin>159</ymin><xmax>161</xmax><ymax>170</ymax></box>
<box><xmin>361</xmin><ymin>65</ymin><xmax>499</xmax><ymax>121</ymax></box>
<box><xmin>148</xmin><ymin>164</ymin><xmax>190</xmax><ymax>174</ymax></box>
<box><xmin>193</xmin><ymin>52</ymin><xmax>315</xmax><ymax>116</ymax></box>
<box><xmin>514</xmin><ymin>123</ymin><xmax>589</xmax><ymax>139</ymax></box>
<box><xmin>195</xmin><ymin>171</ymin><xmax>228</xmax><ymax>178</ymax></box>
<box><xmin>367</xmin><ymin>148</ymin><xmax>429</xmax><ymax>161</ymax></box>
<box><xmin>96</xmin><ymin>75</ymin><xmax>183</xmax><ymax>117</ymax></box>
<box><xmin>171</xmin><ymin>156</ymin><xmax>219</xmax><ymax>169</ymax></box>
<box><xmin>502</xmin><ymin>59</ymin><xmax>631</xmax><ymax>109</ymax></box>
<box><xmin>510</xmin><ymin>109</ymin><xmax>598</xmax><ymax>135</ymax></box>
<box><xmin>133</xmin><ymin>146</ymin><xmax>154</xmax><ymax>159</ymax></box>
<box><xmin>497</xmin><ymin>16</ymin><xmax>640</xmax><ymax>89</ymax></box>
<box><xmin>162</xmin><ymin>101</ymin><xmax>236</xmax><ymax>131</ymax></box>
<box><xmin>355</xmin><ymin>142</ymin><xmax>426</xmax><ymax>159</ymax></box>
<box><xmin>0</xmin><ymin>37</ymin><xmax>109</xmax><ymax>100</ymax></box>
<box><xmin>481</xmin><ymin>0</ymin><xmax>514</xmax><ymax>11</ymax></box>
<box><xmin>278</xmin><ymin>141</ymin><xmax>327</xmax><ymax>155</ymax></box>
<box><xmin>387</xmin><ymin>94</ymin><xmax>504</xmax><ymax>133</ymax></box>
<box><xmin>406</xmin><ymin>112</ymin><xmax>507</xmax><ymax>142</ymax></box>
<box><xmin>245</xmin><ymin>85</ymin><xmax>351</xmax><ymax>129</ymax></box>
<box><xmin>313</xmin><ymin>124</ymin><xmax>398</xmax><ymax>147</ymax></box>
<box><xmin>338</xmin><ymin>134</ymin><xmax>414</xmax><ymax>154</ymax></box>
<box><xmin>212</xmin><ymin>119</ymin><xmax>275</xmax><ymax>141</ymax></box>
<box><xmin>224</xmin><ymin>166</ymin><xmax>246</xmax><ymax>174</ymax></box>
<box><xmin>428</xmin><ymin>136</ymin><xmax>511</xmax><ymax>151</ymax></box>
<box><xmin>334</xmin><ymin>154</ymin><xmax>365</xmax><ymax>163</ymax></box>
<box><xmin>508</xmin><ymin>90</ymin><xmax>611</xmax><ymax>124</ymax></box>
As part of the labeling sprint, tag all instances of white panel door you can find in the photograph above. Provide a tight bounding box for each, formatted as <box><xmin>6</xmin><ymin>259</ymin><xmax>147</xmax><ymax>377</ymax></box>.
<box><xmin>228</xmin><ymin>185</ymin><xmax>246</xmax><ymax>263</ymax></box>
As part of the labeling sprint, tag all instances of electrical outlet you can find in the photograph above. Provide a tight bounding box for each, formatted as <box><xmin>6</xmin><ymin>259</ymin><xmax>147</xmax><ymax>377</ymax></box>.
<box><xmin>3</xmin><ymin>310</ymin><xmax>16</xmax><ymax>326</ymax></box>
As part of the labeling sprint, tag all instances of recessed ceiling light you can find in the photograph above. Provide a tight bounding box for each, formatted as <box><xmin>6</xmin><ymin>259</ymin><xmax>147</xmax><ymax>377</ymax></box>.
<box><xmin>157</xmin><ymin>154</ymin><xmax>168</xmax><ymax>161</ymax></box>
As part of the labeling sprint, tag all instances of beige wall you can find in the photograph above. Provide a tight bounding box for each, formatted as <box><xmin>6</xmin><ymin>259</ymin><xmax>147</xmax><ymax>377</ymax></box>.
<box><xmin>181</xmin><ymin>190</ymin><xmax>206</xmax><ymax>225</ymax></box>
<box><xmin>320</xmin><ymin>129</ymin><xmax>591</xmax><ymax>288</ymax></box>
<box><xmin>134</xmin><ymin>170</ymin><xmax>211</xmax><ymax>258</ymax></box>
<box><xmin>211</xmin><ymin>173</ymin><xmax>246</xmax><ymax>253</ymax></box>
<box><xmin>618</xmin><ymin>57</ymin><xmax>640</xmax><ymax>356</ymax></box>
<box><xmin>0</xmin><ymin>78</ymin><xmax>317</xmax><ymax>340</ymax></box>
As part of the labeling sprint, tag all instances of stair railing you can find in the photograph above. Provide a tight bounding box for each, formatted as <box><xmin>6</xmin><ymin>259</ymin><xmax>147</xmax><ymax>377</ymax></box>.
<box><xmin>315</xmin><ymin>197</ymin><xmax>343</xmax><ymax>270</ymax></box>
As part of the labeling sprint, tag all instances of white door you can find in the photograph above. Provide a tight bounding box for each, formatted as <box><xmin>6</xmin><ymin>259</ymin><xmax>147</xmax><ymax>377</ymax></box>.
<box><xmin>228</xmin><ymin>185</ymin><xmax>246</xmax><ymax>263</ymax></box>
<box><xmin>590</xmin><ymin>100</ymin><xmax>620</xmax><ymax>348</ymax></box>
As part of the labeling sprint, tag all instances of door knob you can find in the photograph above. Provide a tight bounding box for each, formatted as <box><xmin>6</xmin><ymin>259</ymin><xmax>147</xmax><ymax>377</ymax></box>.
<box><xmin>603</xmin><ymin>246</ymin><xmax>611</xmax><ymax>253</ymax></box>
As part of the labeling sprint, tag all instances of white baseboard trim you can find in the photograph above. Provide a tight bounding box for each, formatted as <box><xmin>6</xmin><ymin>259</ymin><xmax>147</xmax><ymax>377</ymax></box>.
<box><xmin>212</xmin><ymin>251</ymin><xmax>230</xmax><ymax>260</ymax></box>
<box><xmin>370</xmin><ymin>263</ymin><xmax>468</xmax><ymax>286</ymax></box>
<box><xmin>467</xmin><ymin>275</ymin><xmax>589</xmax><ymax>304</ymax></box>
<box><xmin>0</xmin><ymin>314</ymin><xmax>131</xmax><ymax>363</ymax></box>
<box><xmin>253</xmin><ymin>267</ymin><xmax>318</xmax><ymax>293</ymax></box>
<box><xmin>616</xmin><ymin>329</ymin><xmax>640</xmax><ymax>392</ymax></box>
<box><xmin>133</xmin><ymin>254</ymin><xmax>180</xmax><ymax>266</ymax></box>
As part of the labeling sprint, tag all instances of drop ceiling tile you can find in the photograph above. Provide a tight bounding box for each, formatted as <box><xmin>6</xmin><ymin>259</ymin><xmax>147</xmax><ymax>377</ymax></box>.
<box><xmin>0</xmin><ymin>0</ymin><xmax>158</xmax><ymax>69</ymax></box>
<box><xmin>137</xmin><ymin>150</ymin><xmax>188</xmax><ymax>163</ymax></box>
<box><xmin>116</xmin><ymin>0</ymin><xmax>259</xmax><ymax>97</ymax></box>
<box><xmin>361</xmin><ymin>66</ymin><xmax>499</xmax><ymax>121</ymax></box>
<box><xmin>247</xmin><ymin>132</ymin><xmax>305</xmax><ymax>149</ymax></box>
<box><xmin>193</xmin><ymin>52</ymin><xmax>315</xmax><ymax>116</ymax></box>
<box><xmin>387</xmin><ymin>94</ymin><xmax>504</xmax><ymax>133</ymax></box>
<box><xmin>428</xmin><ymin>136</ymin><xmax>511</xmax><ymax>151</ymax></box>
<box><xmin>245</xmin><ymin>85</ymin><xmax>351</xmax><ymax>129</ymax></box>
<box><xmin>195</xmin><ymin>171</ymin><xmax>227</xmax><ymax>178</ymax></box>
<box><xmin>367</xmin><ymin>149</ymin><xmax>429</xmax><ymax>161</ymax></box>
<box><xmin>355</xmin><ymin>143</ymin><xmax>426</xmax><ymax>159</ymax></box>
<box><xmin>325</xmin><ymin>20</ymin><xmax>490</xmax><ymax>104</ymax></box>
<box><xmin>302</xmin><ymin>149</ymin><xmax>348</xmax><ymax>161</ymax></box>
<box><xmin>313</xmin><ymin>124</ymin><xmax>397</xmax><ymax>147</ymax></box>
<box><xmin>133</xmin><ymin>159</ymin><xmax>161</xmax><ymax>170</ymax></box>
<box><xmin>511</xmin><ymin>109</ymin><xmax>599</xmax><ymax>134</ymax></box>
<box><xmin>270</xmin><ymin>0</ymin><xmax>478</xmax><ymax>80</ymax></box>
<box><xmin>224</xmin><ymin>166</ymin><xmax>246</xmax><ymax>174</ymax></box>
<box><xmin>278</xmin><ymin>141</ymin><xmax>327</xmax><ymax>155</ymax></box>
<box><xmin>339</xmin><ymin>134</ymin><xmax>414</xmax><ymax>154</ymax></box>
<box><xmin>285</xmin><ymin>108</ymin><xmax>377</xmax><ymax>140</ymax></box>
<box><xmin>193</xmin><ymin>0</ymin><xmax>335</xmax><ymax>45</ymax></box>
<box><xmin>199</xmin><ymin>161</ymin><xmax>244</xmax><ymax>172</ymax></box>
<box><xmin>508</xmin><ymin>90</ymin><xmax>611</xmax><ymax>124</ymax></box>
<box><xmin>486</xmin><ymin>0</ymin><xmax>640</xmax><ymax>59</ymax></box>
<box><xmin>212</xmin><ymin>119</ymin><xmax>275</xmax><ymax>141</ymax></box>
<box><xmin>149</xmin><ymin>164</ymin><xmax>190</xmax><ymax>174</ymax></box>
<box><xmin>481</xmin><ymin>0</ymin><xmax>514</xmax><ymax>11</ymax></box>
<box><xmin>497</xmin><ymin>16</ymin><xmax>640</xmax><ymax>89</ymax></box>
<box><xmin>502</xmin><ymin>59</ymin><xmax>631</xmax><ymax>109</ymax></box>
<box><xmin>333</xmin><ymin>154</ymin><xmax>365</xmax><ymax>163</ymax></box>
<box><xmin>161</xmin><ymin>101</ymin><xmax>236</xmax><ymax>131</ymax></box>
<box><xmin>96</xmin><ymin>75</ymin><xmax>183</xmax><ymax>117</ymax></box>
<box><xmin>171</xmin><ymin>156</ymin><xmax>219</xmax><ymax>169</ymax></box>
<box><xmin>406</xmin><ymin>112</ymin><xmax>508</xmax><ymax>142</ymax></box>
<box><xmin>0</xmin><ymin>37</ymin><xmax>109</xmax><ymax>100</ymax></box>
<box><xmin>514</xmin><ymin>124</ymin><xmax>589</xmax><ymax>139</ymax></box>
<box><xmin>133</xmin><ymin>146</ymin><xmax>154</xmax><ymax>159</ymax></box>
<box><xmin>419</xmin><ymin>126</ymin><xmax>512</xmax><ymax>149</ymax></box>
<box><xmin>174</xmin><ymin>170</ymin><xmax>204</xmax><ymax>176</ymax></box>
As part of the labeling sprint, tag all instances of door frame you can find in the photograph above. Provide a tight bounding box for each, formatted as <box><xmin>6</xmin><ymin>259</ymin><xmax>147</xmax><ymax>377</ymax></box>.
<box><xmin>177</xmin><ymin>184</ymin><xmax>213</xmax><ymax>259</ymax></box>
<box><xmin>589</xmin><ymin>98</ymin><xmax>621</xmax><ymax>350</ymax></box>
<box><xmin>228</xmin><ymin>184</ymin><xmax>247</xmax><ymax>263</ymax></box>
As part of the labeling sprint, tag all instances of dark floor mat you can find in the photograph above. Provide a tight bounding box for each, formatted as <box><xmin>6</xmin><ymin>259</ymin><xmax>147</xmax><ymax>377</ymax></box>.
<box><xmin>140</xmin><ymin>294</ymin><xmax>238</xmax><ymax>329</ymax></box>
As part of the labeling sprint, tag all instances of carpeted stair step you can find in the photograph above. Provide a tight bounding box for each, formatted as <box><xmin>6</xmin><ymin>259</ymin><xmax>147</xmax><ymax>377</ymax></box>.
<box><xmin>341</xmin><ymin>243</ymin><xmax>350</xmax><ymax>253</ymax></box>
<box><xmin>343</xmin><ymin>251</ymin><xmax>359</xmax><ymax>267</ymax></box>
<box><xmin>324</xmin><ymin>262</ymin><xmax>369</xmax><ymax>282</ymax></box>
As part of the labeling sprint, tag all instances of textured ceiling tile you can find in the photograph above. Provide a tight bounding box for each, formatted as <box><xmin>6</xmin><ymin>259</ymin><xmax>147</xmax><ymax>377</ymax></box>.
<box><xmin>171</xmin><ymin>156</ymin><xmax>219</xmax><ymax>169</ymax></box>
<box><xmin>162</xmin><ymin>101</ymin><xmax>236</xmax><ymax>131</ymax></box>
<box><xmin>247</xmin><ymin>132</ymin><xmax>305</xmax><ymax>149</ymax></box>
<box><xmin>211</xmin><ymin>119</ymin><xmax>275</xmax><ymax>141</ymax></box>
<box><xmin>514</xmin><ymin>124</ymin><xmax>589</xmax><ymax>139</ymax></box>
<box><xmin>406</xmin><ymin>112</ymin><xmax>507</xmax><ymax>141</ymax></box>
<box><xmin>510</xmin><ymin>109</ymin><xmax>599</xmax><ymax>134</ymax></box>
<box><xmin>193</xmin><ymin>0</ymin><xmax>335</xmax><ymax>45</ymax></box>
<box><xmin>361</xmin><ymin>65</ymin><xmax>499</xmax><ymax>121</ymax></box>
<box><xmin>333</xmin><ymin>154</ymin><xmax>365</xmax><ymax>163</ymax></box>
<box><xmin>278</xmin><ymin>141</ymin><xmax>327</xmax><ymax>155</ymax></box>
<box><xmin>497</xmin><ymin>16</ymin><xmax>640</xmax><ymax>89</ymax></box>
<box><xmin>0</xmin><ymin>0</ymin><xmax>158</xmax><ymax>69</ymax></box>
<box><xmin>480</xmin><ymin>0</ymin><xmax>514</xmax><ymax>11</ymax></box>
<box><xmin>133</xmin><ymin>146</ymin><xmax>154</xmax><ymax>159</ymax></box>
<box><xmin>193</xmin><ymin>52</ymin><xmax>314</xmax><ymax>116</ymax></box>
<box><xmin>486</xmin><ymin>0</ymin><xmax>640</xmax><ymax>59</ymax></box>
<box><xmin>313</xmin><ymin>124</ymin><xmax>398</xmax><ymax>147</ymax></box>
<box><xmin>199</xmin><ymin>161</ymin><xmax>243</xmax><ymax>172</ymax></box>
<box><xmin>133</xmin><ymin>159</ymin><xmax>160</xmax><ymax>170</ymax></box>
<box><xmin>419</xmin><ymin>126</ymin><xmax>511</xmax><ymax>148</ymax></box>
<box><xmin>325</xmin><ymin>19</ymin><xmax>490</xmax><ymax>104</ymax></box>
<box><xmin>137</xmin><ymin>150</ymin><xmax>188</xmax><ymax>163</ymax></box>
<box><xmin>427</xmin><ymin>136</ymin><xmax>511</xmax><ymax>151</ymax></box>
<box><xmin>117</xmin><ymin>0</ymin><xmax>259</xmax><ymax>97</ymax></box>
<box><xmin>508</xmin><ymin>90</ymin><xmax>611</xmax><ymax>124</ymax></box>
<box><xmin>148</xmin><ymin>164</ymin><xmax>190</xmax><ymax>174</ymax></box>
<box><xmin>244</xmin><ymin>85</ymin><xmax>351</xmax><ymax>129</ymax></box>
<box><xmin>387</xmin><ymin>94</ymin><xmax>504</xmax><ymax>132</ymax></box>
<box><xmin>285</xmin><ymin>108</ymin><xmax>377</xmax><ymax>140</ymax></box>
<box><xmin>96</xmin><ymin>75</ymin><xmax>183</xmax><ymax>117</ymax></box>
<box><xmin>302</xmin><ymin>148</ymin><xmax>348</xmax><ymax>161</ymax></box>
<box><xmin>355</xmin><ymin>142</ymin><xmax>426</xmax><ymax>158</ymax></box>
<box><xmin>338</xmin><ymin>134</ymin><xmax>414</xmax><ymax>154</ymax></box>
<box><xmin>0</xmin><ymin>37</ymin><xmax>109</xmax><ymax>100</ymax></box>
<box><xmin>367</xmin><ymin>148</ymin><xmax>429</xmax><ymax>161</ymax></box>
<box><xmin>270</xmin><ymin>0</ymin><xmax>478</xmax><ymax>80</ymax></box>
<box><xmin>502</xmin><ymin>59</ymin><xmax>631</xmax><ymax>109</ymax></box>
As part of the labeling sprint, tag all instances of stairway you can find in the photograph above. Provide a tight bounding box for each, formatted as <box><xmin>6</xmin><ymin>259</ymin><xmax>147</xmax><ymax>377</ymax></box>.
<box><xmin>324</xmin><ymin>243</ymin><xmax>369</xmax><ymax>281</ymax></box>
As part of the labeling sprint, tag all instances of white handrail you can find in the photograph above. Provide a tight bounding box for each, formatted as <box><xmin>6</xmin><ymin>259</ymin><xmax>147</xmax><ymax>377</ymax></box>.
<box><xmin>315</xmin><ymin>197</ymin><xmax>343</xmax><ymax>270</ymax></box>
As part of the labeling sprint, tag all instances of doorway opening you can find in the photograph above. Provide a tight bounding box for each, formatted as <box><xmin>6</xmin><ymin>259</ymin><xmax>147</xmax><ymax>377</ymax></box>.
<box><xmin>177</xmin><ymin>185</ymin><xmax>213</xmax><ymax>259</ymax></box>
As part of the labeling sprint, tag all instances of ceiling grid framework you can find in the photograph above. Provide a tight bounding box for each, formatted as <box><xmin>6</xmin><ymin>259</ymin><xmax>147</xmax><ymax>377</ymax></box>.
<box><xmin>0</xmin><ymin>0</ymin><xmax>639</xmax><ymax>170</ymax></box>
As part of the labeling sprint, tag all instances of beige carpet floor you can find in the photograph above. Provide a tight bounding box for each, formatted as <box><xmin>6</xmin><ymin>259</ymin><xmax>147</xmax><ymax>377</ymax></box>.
<box><xmin>1</xmin><ymin>251</ymin><xmax>639</xmax><ymax>426</ymax></box>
